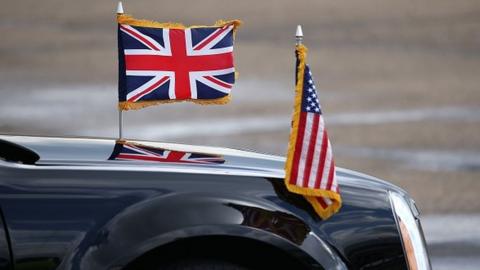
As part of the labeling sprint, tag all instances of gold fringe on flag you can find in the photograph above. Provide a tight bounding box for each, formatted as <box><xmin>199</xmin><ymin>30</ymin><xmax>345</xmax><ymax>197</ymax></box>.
<box><xmin>117</xmin><ymin>14</ymin><xmax>242</xmax><ymax>37</ymax></box>
<box><xmin>118</xmin><ymin>95</ymin><xmax>231</xmax><ymax>111</ymax></box>
<box><xmin>284</xmin><ymin>44</ymin><xmax>342</xmax><ymax>220</ymax></box>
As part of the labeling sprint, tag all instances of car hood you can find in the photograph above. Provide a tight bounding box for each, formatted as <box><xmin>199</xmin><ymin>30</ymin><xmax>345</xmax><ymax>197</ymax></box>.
<box><xmin>0</xmin><ymin>135</ymin><xmax>406</xmax><ymax>194</ymax></box>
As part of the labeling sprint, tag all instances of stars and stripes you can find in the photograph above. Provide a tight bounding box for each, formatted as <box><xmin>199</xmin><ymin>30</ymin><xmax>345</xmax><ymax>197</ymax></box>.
<box><xmin>285</xmin><ymin>45</ymin><xmax>341</xmax><ymax>219</ymax></box>
<box><xmin>117</xmin><ymin>15</ymin><xmax>240</xmax><ymax>110</ymax></box>
<box><xmin>109</xmin><ymin>141</ymin><xmax>225</xmax><ymax>165</ymax></box>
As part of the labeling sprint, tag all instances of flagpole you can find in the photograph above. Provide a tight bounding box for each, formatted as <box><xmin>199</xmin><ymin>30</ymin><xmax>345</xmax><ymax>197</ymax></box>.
<box><xmin>117</xmin><ymin>1</ymin><xmax>124</xmax><ymax>139</ymax></box>
<box><xmin>296</xmin><ymin>25</ymin><xmax>303</xmax><ymax>45</ymax></box>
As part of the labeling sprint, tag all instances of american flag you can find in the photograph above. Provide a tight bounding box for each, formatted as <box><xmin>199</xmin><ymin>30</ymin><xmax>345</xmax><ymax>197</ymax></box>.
<box><xmin>109</xmin><ymin>141</ymin><xmax>225</xmax><ymax>165</ymax></box>
<box><xmin>117</xmin><ymin>16</ymin><xmax>239</xmax><ymax>110</ymax></box>
<box><xmin>284</xmin><ymin>45</ymin><xmax>341</xmax><ymax>219</ymax></box>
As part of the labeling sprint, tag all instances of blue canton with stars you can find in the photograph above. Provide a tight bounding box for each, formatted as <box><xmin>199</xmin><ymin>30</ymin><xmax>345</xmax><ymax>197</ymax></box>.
<box><xmin>301</xmin><ymin>65</ymin><xmax>322</xmax><ymax>114</ymax></box>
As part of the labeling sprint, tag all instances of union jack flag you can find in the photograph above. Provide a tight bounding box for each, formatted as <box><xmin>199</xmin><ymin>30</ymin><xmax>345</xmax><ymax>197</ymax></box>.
<box><xmin>117</xmin><ymin>15</ymin><xmax>240</xmax><ymax>110</ymax></box>
<box><xmin>284</xmin><ymin>44</ymin><xmax>342</xmax><ymax>219</ymax></box>
<box><xmin>109</xmin><ymin>141</ymin><xmax>225</xmax><ymax>165</ymax></box>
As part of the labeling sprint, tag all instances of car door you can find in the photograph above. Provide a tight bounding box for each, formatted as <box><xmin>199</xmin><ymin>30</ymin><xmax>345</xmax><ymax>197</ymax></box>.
<box><xmin>0</xmin><ymin>210</ymin><xmax>12</xmax><ymax>270</ymax></box>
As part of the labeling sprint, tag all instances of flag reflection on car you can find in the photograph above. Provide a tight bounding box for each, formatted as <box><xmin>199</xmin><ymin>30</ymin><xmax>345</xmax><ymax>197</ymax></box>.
<box><xmin>108</xmin><ymin>141</ymin><xmax>225</xmax><ymax>164</ymax></box>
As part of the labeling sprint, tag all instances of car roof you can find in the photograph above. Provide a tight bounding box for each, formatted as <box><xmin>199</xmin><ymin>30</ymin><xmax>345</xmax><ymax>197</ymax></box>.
<box><xmin>0</xmin><ymin>134</ymin><xmax>286</xmax><ymax>176</ymax></box>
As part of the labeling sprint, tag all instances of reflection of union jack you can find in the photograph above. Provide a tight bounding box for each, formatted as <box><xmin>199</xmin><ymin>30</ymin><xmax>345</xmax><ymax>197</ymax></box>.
<box><xmin>118</xmin><ymin>20</ymin><xmax>238</xmax><ymax>105</ymax></box>
<box><xmin>109</xmin><ymin>142</ymin><xmax>225</xmax><ymax>165</ymax></box>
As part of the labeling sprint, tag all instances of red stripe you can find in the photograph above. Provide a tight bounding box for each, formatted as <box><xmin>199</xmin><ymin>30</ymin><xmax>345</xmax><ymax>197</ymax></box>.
<box><xmin>290</xmin><ymin>112</ymin><xmax>307</xmax><ymax>185</ymax></box>
<box><xmin>121</xmin><ymin>25</ymin><xmax>160</xmax><ymax>50</ymax></box>
<box><xmin>128</xmin><ymin>76</ymin><xmax>169</xmax><ymax>102</ymax></box>
<box><xmin>125</xmin><ymin>53</ymin><xmax>234</xmax><ymax>72</ymax></box>
<box><xmin>194</xmin><ymin>26</ymin><xmax>228</xmax><ymax>50</ymax></box>
<box><xmin>316</xmin><ymin>197</ymin><xmax>328</xmax><ymax>209</ymax></box>
<box><xmin>326</xmin><ymin>159</ymin><xmax>335</xmax><ymax>191</ymax></box>
<box><xmin>204</xmin><ymin>76</ymin><xmax>232</xmax><ymax>89</ymax></box>
<box><xmin>302</xmin><ymin>114</ymin><xmax>320</xmax><ymax>187</ymax></box>
<box><xmin>314</xmin><ymin>128</ymin><xmax>329</xmax><ymax>189</ymax></box>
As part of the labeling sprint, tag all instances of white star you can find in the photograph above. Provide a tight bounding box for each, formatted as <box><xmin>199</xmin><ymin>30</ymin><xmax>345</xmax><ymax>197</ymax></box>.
<box><xmin>307</xmin><ymin>97</ymin><xmax>312</xmax><ymax>102</ymax></box>
<box><xmin>307</xmin><ymin>88</ymin><xmax>313</xmax><ymax>93</ymax></box>
<box><xmin>315</xmin><ymin>107</ymin><xmax>320</xmax><ymax>112</ymax></box>
<box><xmin>306</xmin><ymin>106</ymin><xmax>310</xmax><ymax>111</ymax></box>
<box><xmin>312</xmin><ymin>93</ymin><xmax>316</xmax><ymax>98</ymax></box>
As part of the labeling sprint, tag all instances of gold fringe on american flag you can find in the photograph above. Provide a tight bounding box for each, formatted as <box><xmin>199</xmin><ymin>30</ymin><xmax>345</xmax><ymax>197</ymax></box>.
<box><xmin>284</xmin><ymin>44</ymin><xmax>342</xmax><ymax>219</ymax></box>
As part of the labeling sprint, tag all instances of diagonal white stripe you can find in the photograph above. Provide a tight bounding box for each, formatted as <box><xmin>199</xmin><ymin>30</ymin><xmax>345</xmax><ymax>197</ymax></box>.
<box><xmin>124</xmin><ymin>145</ymin><xmax>161</xmax><ymax>158</ymax></box>
<box><xmin>126</xmin><ymin>75</ymin><xmax>168</xmax><ymax>102</ymax></box>
<box><xmin>195</xmin><ymin>76</ymin><xmax>231</xmax><ymax>94</ymax></box>
<box><xmin>192</xmin><ymin>28</ymin><xmax>222</xmax><ymax>50</ymax></box>
<box><xmin>190</xmin><ymin>68</ymin><xmax>235</xmax><ymax>96</ymax></box>
<box><xmin>196</xmin><ymin>26</ymin><xmax>233</xmax><ymax>51</ymax></box>
<box><xmin>186</xmin><ymin>26</ymin><xmax>234</xmax><ymax>56</ymax></box>
<box><xmin>120</xmin><ymin>25</ymin><xmax>166</xmax><ymax>52</ymax></box>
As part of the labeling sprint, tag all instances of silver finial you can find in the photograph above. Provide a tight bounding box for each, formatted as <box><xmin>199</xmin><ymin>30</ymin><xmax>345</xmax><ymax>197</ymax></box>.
<box><xmin>116</xmin><ymin>1</ymin><xmax>124</xmax><ymax>14</ymax></box>
<box><xmin>295</xmin><ymin>25</ymin><xmax>303</xmax><ymax>45</ymax></box>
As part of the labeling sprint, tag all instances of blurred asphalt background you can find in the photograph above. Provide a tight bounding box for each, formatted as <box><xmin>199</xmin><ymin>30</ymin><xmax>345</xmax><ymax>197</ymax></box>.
<box><xmin>1</xmin><ymin>0</ymin><xmax>479</xmax><ymax>268</ymax></box>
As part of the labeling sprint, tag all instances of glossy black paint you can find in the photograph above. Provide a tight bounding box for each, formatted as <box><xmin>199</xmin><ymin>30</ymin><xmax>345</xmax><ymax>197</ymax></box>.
<box><xmin>0</xmin><ymin>135</ymin><xmax>408</xmax><ymax>270</ymax></box>
<box><xmin>0</xmin><ymin>209</ymin><xmax>12</xmax><ymax>270</ymax></box>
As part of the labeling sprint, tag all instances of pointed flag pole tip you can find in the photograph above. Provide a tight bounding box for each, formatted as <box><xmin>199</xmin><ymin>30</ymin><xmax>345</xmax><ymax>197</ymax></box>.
<box><xmin>295</xmin><ymin>25</ymin><xmax>303</xmax><ymax>45</ymax></box>
<box><xmin>116</xmin><ymin>1</ymin><xmax>124</xmax><ymax>14</ymax></box>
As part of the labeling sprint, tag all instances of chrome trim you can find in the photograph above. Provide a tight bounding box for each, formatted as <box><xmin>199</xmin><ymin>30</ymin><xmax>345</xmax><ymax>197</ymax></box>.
<box><xmin>389</xmin><ymin>191</ymin><xmax>431</xmax><ymax>270</ymax></box>
<box><xmin>0</xmin><ymin>159</ymin><xmax>286</xmax><ymax>178</ymax></box>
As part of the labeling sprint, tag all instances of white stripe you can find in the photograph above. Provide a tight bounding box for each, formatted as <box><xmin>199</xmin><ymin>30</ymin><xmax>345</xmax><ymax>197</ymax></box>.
<box><xmin>192</xmin><ymin>28</ymin><xmax>222</xmax><ymax>50</ymax></box>
<box><xmin>296</xmin><ymin>113</ymin><xmax>314</xmax><ymax>186</ymax></box>
<box><xmin>195</xmin><ymin>26</ymin><xmax>233</xmax><ymax>51</ymax></box>
<box><xmin>180</xmin><ymin>153</ymin><xmax>192</xmax><ymax>161</ymax></box>
<box><xmin>195</xmin><ymin>76</ymin><xmax>231</xmax><ymax>94</ymax></box>
<box><xmin>320</xmin><ymin>141</ymin><xmax>333</xmax><ymax>189</ymax></box>
<box><xmin>185</xmin><ymin>29</ymin><xmax>194</xmax><ymax>55</ymax></box>
<box><xmin>120</xmin><ymin>25</ymin><xmax>166</xmax><ymax>52</ymax></box>
<box><xmin>126</xmin><ymin>76</ymin><xmax>168</xmax><ymax>101</ymax></box>
<box><xmin>190</xmin><ymin>68</ymin><xmax>235</xmax><ymax>77</ymax></box>
<box><xmin>123</xmin><ymin>49</ymin><xmax>171</xmax><ymax>56</ymax></box>
<box><xmin>126</xmin><ymin>70</ymin><xmax>173</xmax><ymax>76</ymax></box>
<box><xmin>189</xmin><ymin>73</ymin><xmax>198</xmax><ymax>99</ymax></box>
<box><xmin>308</xmin><ymin>117</ymin><xmax>325</xmax><ymax>188</ymax></box>
<box><xmin>124</xmin><ymin>145</ymin><xmax>159</xmax><ymax>157</ymax></box>
<box><xmin>168</xmin><ymin>76</ymin><xmax>176</xmax><ymax>99</ymax></box>
<box><xmin>125</xmin><ymin>70</ymin><xmax>175</xmax><ymax>101</ymax></box>
<box><xmin>190</xmin><ymin>46</ymin><xmax>233</xmax><ymax>55</ymax></box>
<box><xmin>124</xmin><ymin>71</ymin><xmax>174</xmax><ymax>100</ymax></box>
<box><xmin>330</xmin><ymin>169</ymin><xmax>338</xmax><ymax>192</ymax></box>
<box><xmin>162</xmin><ymin>29</ymin><xmax>171</xmax><ymax>55</ymax></box>
<box><xmin>323</xmin><ymin>197</ymin><xmax>332</xmax><ymax>206</ymax></box>
<box><xmin>186</xmin><ymin>27</ymin><xmax>234</xmax><ymax>56</ymax></box>
<box><xmin>190</xmin><ymin>68</ymin><xmax>235</xmax><ymax>95</ymax></box>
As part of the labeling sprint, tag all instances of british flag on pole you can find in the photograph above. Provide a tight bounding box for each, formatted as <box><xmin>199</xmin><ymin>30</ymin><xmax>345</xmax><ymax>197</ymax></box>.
<box><xmin>117</xmin><ymin>14</ymin><xmax>241</xmax><ymax>110</ymax></box>
<box><xmin>284</xmin><ymin>44</ymin><xmax>342</xmax><ymax>219</ymax></box>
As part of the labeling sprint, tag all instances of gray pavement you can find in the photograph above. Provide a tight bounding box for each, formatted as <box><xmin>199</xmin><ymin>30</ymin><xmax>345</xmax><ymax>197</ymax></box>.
<box><xmin>423</xmin><ymin>214</ymin><xmax>480</xmax><ymax>270</ymax></box>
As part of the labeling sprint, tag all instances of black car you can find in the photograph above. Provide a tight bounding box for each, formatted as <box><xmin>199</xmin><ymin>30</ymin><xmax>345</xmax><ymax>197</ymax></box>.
<box><xmin>0</xmin><ymin>135</ymin><xmax>430</xmax><ymax>270</ymax></box>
